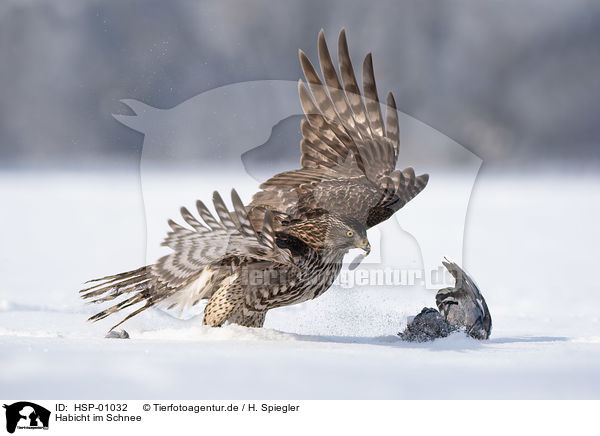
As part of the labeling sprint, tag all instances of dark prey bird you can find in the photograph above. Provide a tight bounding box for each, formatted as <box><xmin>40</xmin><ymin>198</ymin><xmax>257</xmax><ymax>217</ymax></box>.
<box><xmin>81</xmin><ymin>29</ymin><xmax>429</xmax><ymax>330</ymax></box>
<box><xmin>436</xmin><ymin>259</ymin><xmax>492</xmax><ymax>339</ymax></box>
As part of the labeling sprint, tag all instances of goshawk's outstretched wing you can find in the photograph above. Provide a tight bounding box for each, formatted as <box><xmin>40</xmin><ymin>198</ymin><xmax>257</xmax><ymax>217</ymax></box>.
<box><xmin>250</xmin><ymin>29</ymin><xmax>428</xmax><ymax>229</ymax></box>
<box><xmin>81</xmin><ymin>190</ymin><xmax>294</xmax><ymax>328</ymax></box>
<box><xmin>154</xmin><ymin>190</ymin><xmax>293</xmax><ymax>290</ymax></box>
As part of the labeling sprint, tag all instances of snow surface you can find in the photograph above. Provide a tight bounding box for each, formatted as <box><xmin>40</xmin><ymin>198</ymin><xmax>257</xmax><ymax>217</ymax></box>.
<box><xmin>1</xmin><ymin>169</ymin><xmax>599</xmax><ymax>399</ymax></box>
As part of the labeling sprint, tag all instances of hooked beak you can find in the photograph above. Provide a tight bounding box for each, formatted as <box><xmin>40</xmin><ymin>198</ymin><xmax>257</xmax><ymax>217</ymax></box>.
<box><xmin>356</xmin><ymin>239</ymin><xmax>371</xmax><ymax>255</ymax></box>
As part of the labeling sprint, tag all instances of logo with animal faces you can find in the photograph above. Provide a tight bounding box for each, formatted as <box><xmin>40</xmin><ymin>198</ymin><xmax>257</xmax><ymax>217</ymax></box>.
<box><xmin>115</xmin><ymin>79</ymin><xmax>481</xmax><ymax>297</ymax></box>
<box><xmin>3</xmin><ymin>402</ymin><xmax>50</xmax><ymax>433</ymax></box>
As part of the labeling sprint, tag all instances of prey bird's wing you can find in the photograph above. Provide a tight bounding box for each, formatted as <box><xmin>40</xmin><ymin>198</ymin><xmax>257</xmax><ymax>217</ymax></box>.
<box><xmin>251</xmin><ymin>29</ymin><xmax>428</xmax><ymax>229</ymax></box>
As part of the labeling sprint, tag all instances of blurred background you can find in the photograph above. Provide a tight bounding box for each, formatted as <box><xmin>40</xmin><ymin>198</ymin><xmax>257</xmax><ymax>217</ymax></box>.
<box><xmin>1</xmin><ymin>0</ymin><xmax>599</xmax><ymax>169</ymax></box>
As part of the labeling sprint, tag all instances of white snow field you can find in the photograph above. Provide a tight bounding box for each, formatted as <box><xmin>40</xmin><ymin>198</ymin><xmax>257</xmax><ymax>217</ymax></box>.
<box><xmin>1</xmin><ymin>168</ymin><xmax>599</xmax><ymax>399</ymax></box>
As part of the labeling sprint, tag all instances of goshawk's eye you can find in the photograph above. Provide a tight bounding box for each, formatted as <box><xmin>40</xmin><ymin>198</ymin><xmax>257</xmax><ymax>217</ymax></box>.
<box><xmin>346</xmin><ymin>231</ymin><xmax>354</xmax><ymax>237</ymax></box>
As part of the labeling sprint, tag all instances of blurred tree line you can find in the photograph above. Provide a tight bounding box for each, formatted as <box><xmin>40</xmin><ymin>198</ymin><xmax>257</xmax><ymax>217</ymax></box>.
<box><xmin>1</xmin><ymin>0</ymin><xmax>599</xmax><ymax>167</ymax></box>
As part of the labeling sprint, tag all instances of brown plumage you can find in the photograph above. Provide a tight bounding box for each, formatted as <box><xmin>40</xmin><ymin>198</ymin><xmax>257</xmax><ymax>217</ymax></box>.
<box><xmin>81</xmin><ymin>29</ymin><xmax>429</xmax><ymax>331</ymax></box>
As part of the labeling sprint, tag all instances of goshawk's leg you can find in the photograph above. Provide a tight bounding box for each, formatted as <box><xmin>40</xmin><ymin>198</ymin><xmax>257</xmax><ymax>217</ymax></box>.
<box><xmin>227</xmin><ymin>306</ymin><xmax>267</xmax><ymax>328</ymax></box>
<box><xmin>202</xmin><ymin>282</ymin><xmax>242</xmax><ymax>327</ymax></box>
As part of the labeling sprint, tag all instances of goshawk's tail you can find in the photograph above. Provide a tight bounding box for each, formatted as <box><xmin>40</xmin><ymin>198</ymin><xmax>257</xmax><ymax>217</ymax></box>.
<box><xmin>80</xmin><ymin>266</ymin><xmax>155</xmax><ymax>331</ymax></box>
